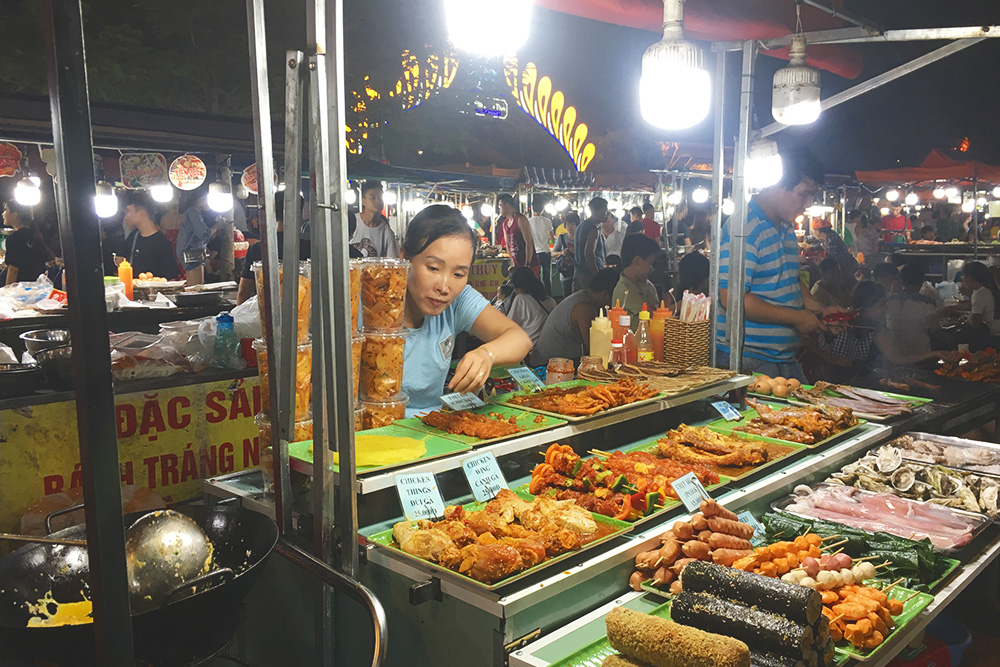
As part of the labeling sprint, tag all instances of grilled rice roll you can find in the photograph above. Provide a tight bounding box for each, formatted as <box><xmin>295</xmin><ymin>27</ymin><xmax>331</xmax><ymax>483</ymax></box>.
<box><xmin>605</xmin><ymin>607</ymin><xmax>750</xmax><ymax>667</ymax></box>
<box><xmin>672</xmin><ymin>591</ymin><xmax>814</xmax><ymax>659</ymax></box>
<box><xmin>680</xmin><ymin>561</ymin><xmax>822</xmax><ymax>625</ymax></box>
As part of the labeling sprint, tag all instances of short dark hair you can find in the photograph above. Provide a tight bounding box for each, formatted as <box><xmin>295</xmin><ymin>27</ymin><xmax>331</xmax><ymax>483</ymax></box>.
<box><xmin>899</xmin><ymin>263</ymin><xmax>924</xmax><ymax>289</ymax></box>
<box><xmin>401</xmin><ymin>204</ymin><xmax>478</xmax><ymax>259</ymax></box>
<box><xmin>125</xmin><ymin>190</ymin><xmax>163</xmax><ymax>224</ymax></box>
<box><xmin>777</xmin><ymin>148</ymin><xmax>824</xmax><ymax>190</ymax></box>
<box><xmin>642</xmin><ymin>202</ymin><xmax>655</xmax><ymax>214</ymax></box>
<box><xmin>605</xmin><ymin>254</ymin><xmax>621</xmax><ymax>267</ymax></box>
<box><xmin>851</xmin><ymin>280</ymin><xmax>887</xmax><ymax>311</ymax></box>
<box><xmin>678</xmin><ymin>251</ymin><xmax>710</xmax><ymax>294</ymax></box>
<box><xmin>621</xmin><ymin>234</ymin><xmax>660</xmax><ymax>268</ymax></box>
<box><xmin>589</xmin><ymin>267</ymin><xmax>621</xmax><ymax>294</ymax></box>
<box><xmin>819</xmin><ymin>257</ymin><xmax>839</xmax><ymax>275</ymax></box>
<box><xmin>361</xmin><ymin>181</ymin><xmax>383</xmax><ymax>196</ymax></box>
<box><xmin>347</xmin><ymin>210</ymin><xmax>358</xmax><ymax>237</ymax></box>
<box><xmin>497</xmin><ymin>193</ymin><xmax>517</xmax><ymax>208</ymax></box>
<box><xmin>588</xmin><ymin>197</ymin><xmax>608</xmax><ymax>213</ymax></box>
<box><xmin>847</xmin><ymin>209</ymin><xmax>862</xmax><ymax>221</ymax></box>
<box><xmin>511</xmin><ymin>266</ymin><xmax>547</xmax><ymax>302</ymax></box>
<box><xmin>3</xmin><ymin>198</ymin><xmax>34</xmax><ymax>219</ymax></box>
<box><xmin>564</xmin><ymin>212</ymin><xmax>580</xmax><ymax>227</ymax></box>
<box><xmin>629</xmin><ymin>206</ymin><xmax>643</xmax><ymax>217</ymax></box>
<box><xmin>531</xmin><ymin>196</ymin><xmax>545</xmax><ymax>214</ymax></box>
<box><xmin>921</xmin><ymin>225</ymin><xmax>935</xmax><ymax>236</ymax></box>
<box><xmin>872</xmin><ymin>263</ymin><xmax>899</xmax><ymax>282</ymax></box>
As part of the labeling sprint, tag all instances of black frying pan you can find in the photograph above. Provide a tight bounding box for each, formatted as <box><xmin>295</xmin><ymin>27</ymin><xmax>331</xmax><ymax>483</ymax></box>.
<box><xmin>0</xmin><ymin>502</ymin><xmax>277</xmax><ymax>665</ymax></box>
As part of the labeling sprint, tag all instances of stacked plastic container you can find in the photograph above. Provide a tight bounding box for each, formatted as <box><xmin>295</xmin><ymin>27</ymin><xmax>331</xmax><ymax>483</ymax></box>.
<box><xmin>358</xmin><ymin>258</ymin><xmax>410</xmax><ymax>429</ymax></box>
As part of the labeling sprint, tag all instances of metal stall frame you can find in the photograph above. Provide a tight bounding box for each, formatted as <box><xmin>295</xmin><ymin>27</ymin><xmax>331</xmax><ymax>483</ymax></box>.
<box><xmin>711</xmin><ymin>24</ymin><xmax>1000</xmax><ymax>373</ymax></box>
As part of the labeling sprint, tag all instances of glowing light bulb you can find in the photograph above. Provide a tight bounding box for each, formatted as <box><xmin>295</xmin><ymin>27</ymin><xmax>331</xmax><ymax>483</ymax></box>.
<box><xmin>207</xmin><ymin>182</ymin><xmax>233</xmax><ymax>213</ymax></box>
<box><xmin>382</xmin><ymin>191</ymin><xmax>397</xmax><ymax>206</ymax></box>
<box><xmin>722</xmin><ymin>199</ymin><xmax>735</xmax><ymax>216</ymax></box>
<box><xmin>480</xmin><ymin>203</ymin><xmax>493</xmax><ymax>218</ymax></box>
<box><xmin>747</xmin><ymin>139</ymin><xmax>783</xmax><ymax>190</ymax></box>
<box><xmin>13</xmin><ymin>178</ymin><xmax>40</xmax><ymax>207</ymax></box>
<box><xmin>554</xmin><ymin>198</ymin><xmax>569</xmax><ymax>212</ymax></box>
<box><xmin>461</xmin><ymin>205</ymin><xmax>473</xmax><ymax>219</ymax></box>
<box><xmin>544</xmin><ymin>202</ymin><xmax>556</xmax><ymax>216</ymax></box>
<box><xmin>444</xmin><ymin>0</ymin><xmax>531</xmax><ymax>57</ymax></box>
<box><xmin>946</xmin><ymin>187</ymin><xmax>960</xmax><ymax>199</ymax></box>
<box><xmin>667</xmin><ymin>191</ymin><xmax>684</xmax><ymax>206</ymax></box>
<box><xmin>880</xmin><ymin>207</ymin><xmax>890</xmax><ymax>216</ymax></box>
<box><xmin>962</xmin><ymin>200</ymin><xmax>975</xmax><ymax>213</ymax></box>
<box><xmin>904</xmin><ymin>192</ymin><xmax>918</xmax><ymax>206</ymax></box>
<box><xmin>94</xmin><ymin>182</ymin><xmax>118</xmax><ymax>218</ymax></box>
<box><xmin>885</xmin><ymin>189</ymin><xmax>900</xmax><ymax>202</ymax></box>
<box><xmin>345</xmin><ymin>189</ymin><xmax>357</xmax><ymax>206</ymax></box>
<box><xmin>772</xmin><ymin>35</ymin><xmax>822</xmax><ymax>125</ymax></box>
<box><xmin>691</xmin><ymin>187</ymin><xmax>709</xmax><ymax>204</ymax></box>
<box><xmin>993</xmin><ymin>186</ymin><xmax>1000</xmax><ymax>199</ymax></box>
<box><xmin>933</xmin><ymin>188</ymin><xmax>946</xmax><ymax>199</ymax></box>
<box><xmin>150</xmin><ymin>184</ymin><xmax>174</xmax><ymax>203</ymax></box>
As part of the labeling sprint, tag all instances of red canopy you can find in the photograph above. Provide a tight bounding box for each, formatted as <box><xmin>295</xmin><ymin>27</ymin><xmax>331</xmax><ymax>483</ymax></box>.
<box><xmin>536</xmin><ymin>0</ymin><xmax>864</xmax><ymax>79</ymax></box>
<box><xmin>855</xmin><ymin>150</ymin><xmax>1000</xmax><ymax>185</ymax></box>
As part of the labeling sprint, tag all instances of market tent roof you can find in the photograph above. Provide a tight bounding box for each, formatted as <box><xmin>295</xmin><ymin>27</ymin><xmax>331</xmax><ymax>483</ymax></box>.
<box><xmin>522</xmin><ymin>167</ymin><xmax>596</xmax><ymax>190</ymax></box>
<box><xmin>398</xmin><ymin>164</ymin><xmax>518</xmax><ymax>191</ymax></box>
<box><xmin>347</xmin><ymin>156</ymin><xmax>427</xmax><ymax>184</ymax></box>
<box><xmin>536</xmin><ymin>0</ymin><xmax>865</xmax><ymax>79</ymax></box>
<box><xmin>855</xmin><ymin>150</ymin><xmax>1000</xmax><ymax>186</ymax></box>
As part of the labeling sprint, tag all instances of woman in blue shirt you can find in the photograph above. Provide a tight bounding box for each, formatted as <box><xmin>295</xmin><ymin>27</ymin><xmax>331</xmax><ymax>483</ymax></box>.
<box><xmin>401</xmin><ymin>205</ymin><xmax>532</xmax><ymax>416</ymax></box>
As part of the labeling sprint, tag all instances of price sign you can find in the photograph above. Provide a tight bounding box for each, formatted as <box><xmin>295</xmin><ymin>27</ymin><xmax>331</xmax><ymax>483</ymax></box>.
<box><xmin>711</xmin><ymin>401</ymin><xmax>744</xmax><ymax>422</ymax></box>
<box><xmin>394</xmin><ymin>472</ymin><xmax>446</xmax><ymax>521</ymax></box>
<box><xmin>461</xmin><ymin>452</ymin><xmax>508</xmax><ymax>502</ymax></box>
<box><xmin>508</xmin><ymin>366</ymin><xmax>545</xmax><ymax>392</ymax></box>
<box><xmin>737</xmin><ymin>511</ymin><xmax>766</xmax><ymax>547</ymax></box>
<box><xmin>669</xmin><ymin>472</ymin><xmax>710</xmax><ymax>512</ymax></box>
<box><xmin>440</xmin><ymin>392</ymin><xmax>485</xmax><ymax>411</ymax></box>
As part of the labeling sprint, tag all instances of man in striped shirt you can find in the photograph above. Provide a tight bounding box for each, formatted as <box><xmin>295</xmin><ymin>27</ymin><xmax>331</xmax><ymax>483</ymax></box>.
<box><xmin>717</xmin><ymin>150</ymin><xmax>840</xmax><ymax>381</ymax></box>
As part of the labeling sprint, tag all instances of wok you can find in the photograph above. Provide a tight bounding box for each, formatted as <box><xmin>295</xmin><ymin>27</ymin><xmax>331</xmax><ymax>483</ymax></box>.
<box><xmin>0</xmin><ymin>502</ymin><xmax>278</xmax><ymax>665</ymax></box>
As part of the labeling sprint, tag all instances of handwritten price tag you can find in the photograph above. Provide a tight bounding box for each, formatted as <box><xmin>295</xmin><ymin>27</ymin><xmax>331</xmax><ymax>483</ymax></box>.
<box><xmin>669</xmin><ymin>472</ymin><xmax>710</xmax><ymax>512</ymax></box>
<box><xmin>462</xmin><ymin>452</ymin><xmax>509</xmax><ymax>502</ymax></box>
<box><xmin>441</xmin><ymin>392</ymin><xmax>486</xmax><ymax>411</ymax></box>
<box><xmin>737</xmin><ymin>510</ymin><xmax>766</xmax><ymax>546</ymax></box>
<box><xmin>508</xmin><ymin>366</ymin><xmax>546</xmax><ymax>392</ymax></box>
<box><xmin>395</xmin><ymin>472</ymin><xmax>446</xmax><ymax>522</ymax></box>
<box><xmin>711</xmin><ymin>401</ymin><xmax>744</xmax><ymax>422</ymax></box>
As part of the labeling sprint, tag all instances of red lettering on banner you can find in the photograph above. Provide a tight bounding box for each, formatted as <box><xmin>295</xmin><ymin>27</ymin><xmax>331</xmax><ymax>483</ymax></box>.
<box><xmin>160</xmin><ymin>453</ymin><xmax>179</xmax><ymax>486</ymax></box>
<box><xmin>70</xmin><ymin>463</ymin><xmax>82</xmax><ymax>489</ymax></box>
<box><xmin>199</xmin><ymin>445</ymin><xmax>217</xmax><ymax>477</ymax></box>
<box><xmin>120</xmin><ymin>461</ymin><xmax>134</xmax><ymax>485</ymax></box>
<box><xmin>139</xmin><ymin>395</ymin><xmax>166</xmax><ymax>437</ymax></box>
<box><xmin>43</xmin><ymin>475</ymin><xmax>64</xmax><ymax>494</ymax></box>
<box><xmin>219</xmin><ymin>442</ymin><xmax>235</xmax><ymax>472</ymax></box>
<box><xmin>167</xmin><ymin>396</ymin><xmax>191</xmax><ymax>429</ymax></box>
<box><xmin>205</xmin><ymin>391</ymin><xmax>227</xmax><ymax>423</ymax></box>
<box><xmin>117</xmin><ymin>404</ymin><xmax>137</xmax><ymax>438</ymax></box>
<box><xmin>180</xmin><ymin>444</ymin><xmax>198</xmax><ymax>482</ymax></box>
<box><xmin>242</xmin><ymin>437</ymin><xmax>259</xmax><ymax>467</ymax></box>
<box><xmin>144</xmin><ymin>456</ymin><xmax>159</xmax><ymax>488</ymax></box>
<box><xmin>230</xmin><ymin>388</ymin><xmax>252</xmax><ymax>420</ymax></box>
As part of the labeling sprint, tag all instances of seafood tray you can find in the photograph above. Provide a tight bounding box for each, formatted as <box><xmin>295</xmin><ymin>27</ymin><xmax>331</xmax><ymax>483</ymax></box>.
<box><xmin>393</xmin><ymin>404</ymin><xmax>566</xmax><ymax>447</ymax></box>
<box><xmin>771</xmin><ymin>484</ymin><xmax>993</xmax><ymax>554</ymax></box>
<box><xmin>827</xmin><ymin>443</ymin><xmax>1000</xmax><ymax>518</ymax></box>
<box><xmin>364</xmin><ymin>491</ymin><xmax>632</xmax><ymax>591</ymax></box>
<box><xmin>749</xmin><ymin>378</ymin><xmax>930</xmax><ymax>422</ymax></box>
<box><xmin>894</xmin><ymin>431</ymin><xmax>1000</xmax><ymax>479</ymax></box>
<box><xmin>707</xmin><ymin>402</ymin><xmax>868</xmax><ymax>449</ymax></box>
<box><xmin>489</xmin><ymin>380</ymin><xmax>664</xmax><ymax>423</ymax></box>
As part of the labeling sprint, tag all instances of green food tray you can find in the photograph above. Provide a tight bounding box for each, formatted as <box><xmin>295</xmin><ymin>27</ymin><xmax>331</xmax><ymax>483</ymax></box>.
<box><xmin>549</xmin><ymin>601</ymin><xmax>673</xmax><ymax>667</ymax></box>
<box><xmin>489</xmin><ymin>379</ymin><xmax>664</xmax><ymax>422</ymax></box>
<box><xmin>707</xmin><ymin>401</ymin><xmax>868</xmax><ymax>448</ymax></box>
<box><xmin>365</xmin><ymin>491</ymin><xmax>633</xmax><ymax>591</ymax></box>
<box><xmin>836</xmin><ymin>585</ymin><xmax>934</xmax><ymax>662</ymax></box>
<box><xmin>287</xmin><ymin>424</ymin><xmax>472</xmax><ymax>476</ymax></box>
<box><xmin>748</xmin><ymin>376</ymin><xmax>932</xmax><ymax>422</ymax></box>
<box><xmin>391</xmin><ymin>404</ymin><xmax>566</xmax><ymax>446</ymax></box>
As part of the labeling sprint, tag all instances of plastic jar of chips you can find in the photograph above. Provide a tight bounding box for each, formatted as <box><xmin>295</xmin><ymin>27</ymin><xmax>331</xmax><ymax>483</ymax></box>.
<box><xmin>350</xmin><ymin>259</ymin><xmax>362</xmax><ymax>332</ymax></box>
<box><xmin>253</xmin><ymin>338</ymin><xmax>312</xmax><ymax>420</ymax></box>
<box><xmin>355</xmin><ymin>405</ymin><xmax>364</xmax><ymax>432</ymax></box>
<box><xmin>360</xmin><ymin>258</ymin><xmax>409</xmax><ymax>331</ymax></box>
<box><xmin>352</xmin><ymin>335</ymin><xmax>364</xmax><ymax>402</ymax></box>
<box><xmin>360</xmin><ymin>331</ymin><xmax>406</xmax><ymax>400</ymax></box>
<box><xmin>253</xmin><ymin>260</ymin><xmax>311</xmax><ymax>344</ymax></box>
<box><xmin>362</xmin><ymin>393</ymin><xmax>409</xmax><ymax>430</ymax></box>
<box><xmin>254</xmin><ymin>412</ymin><xmax>313</xmax><ymax>496</ymax></box>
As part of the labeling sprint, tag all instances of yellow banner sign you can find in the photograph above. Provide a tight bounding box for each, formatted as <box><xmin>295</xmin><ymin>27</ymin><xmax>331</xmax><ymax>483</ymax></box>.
<box><xmin>0</xmin><ymin>376</ymin><xmax>261</xmax><ymax>533</ymax></box>
<box><xmin>468</xmin><ymin>258</ymin><xmax>507</xmax><ymax>299</ymax></box>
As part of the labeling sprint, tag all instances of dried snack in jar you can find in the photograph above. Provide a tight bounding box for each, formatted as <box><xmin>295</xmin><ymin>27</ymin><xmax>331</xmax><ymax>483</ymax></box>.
<box><xmin>355</xmin><ymin>406</ymin><xmax>364</xmax><ymax>432</ymax></box>
<box><xmin>362</xmin><ymin>394</ymin><xmax>409</xmax><ymax>429</ymax></box>
<box><xmin>255</xmin><ymin>338</ymin><xmax>312</xmax><ymax>420</ymax></box>
<box><xmin>255</xmin><ymin>413</ymin><xmax>313</xmax><ymax>496</ymax></box>
<box><xmin>350</xmin><ymin>259</ymin><xmax>362</xmax><ymax>332</ymax></box>
<box><xmin>360</xmin><ymin>259</ymin><xmax>408</xmax><ymax>331</ymax></box>
<box><xmin>360</xmin><ymin>332</ymin><xmax>405</xmax><ymax>400</ymax></box>
<box><xmin>352</xmin><ymin>335</ymin><xmax>363</xmax><ymax>402</ymax></box>
<box><xmin>253</xmin><ymin>260</ymin><xmax>312</xmax><ymax>344</ymax></box>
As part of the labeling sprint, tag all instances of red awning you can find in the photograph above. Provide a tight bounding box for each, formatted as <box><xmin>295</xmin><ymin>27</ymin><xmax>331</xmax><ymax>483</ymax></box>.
<box><xmin>536</xmin><ymin>0</ymin><xmax>864</xmax><ymax>79</ymax></box>
<box><xmin>855</xmin><ymin>149</ymin><xmax>1000</xmax><ymax>185</ymax></box>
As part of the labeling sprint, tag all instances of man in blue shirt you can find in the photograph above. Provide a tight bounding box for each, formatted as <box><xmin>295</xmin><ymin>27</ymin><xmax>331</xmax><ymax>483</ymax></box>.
<box><xmin>717</xmin><ymin>149</ymin><xmax>842</xmax><ymax>381</ymax></box>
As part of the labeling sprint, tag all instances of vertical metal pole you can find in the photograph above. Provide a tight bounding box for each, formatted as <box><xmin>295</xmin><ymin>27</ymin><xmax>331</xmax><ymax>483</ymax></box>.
<box><xmin>41</xmin><ymin>1</ymin><xmax>134</xmax><ymax>663</ymax></box>
<box><xmin>725</xmin><ymin>40</ymin><xmax>756</xmax><ymax>372</ymax></box>
<box><xmin>709</xmin><ymin>49</ymin><xmax>727</xmax><ymax>367</ymax></box>
<box><xmin>246</xmin><ymin>0</ymin><xmax>291</xmax><ymax>532</ymax></box>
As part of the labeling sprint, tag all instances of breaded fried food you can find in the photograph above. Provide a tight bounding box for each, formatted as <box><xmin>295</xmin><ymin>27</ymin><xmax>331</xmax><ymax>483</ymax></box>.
<box><xmin>602</xmin><ymin>655</ymin><xmax>651</xmax><ymax>667</ymax></box>
<box><xmin>605</xmin><ymin>607</ymin><xmax>750</xmax><ymax>667</ymax></box>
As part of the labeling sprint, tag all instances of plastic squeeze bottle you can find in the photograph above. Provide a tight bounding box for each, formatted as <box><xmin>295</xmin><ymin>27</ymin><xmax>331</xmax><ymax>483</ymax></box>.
<box><xmin>589</xmin><ymin>308</ymin><xmax>613</xmax><ymax>368</ymax></box>
<box><xmin>118</xmin><ymin>259</ymin><xmax>133</xmax><ymax>300</ymax></box>
<box><xmin>609</xmin><ymin>299</ymin><xmax>627</xmax><ymax>340</ymax></box>
<box><xmin>619</xmin><ymin>315</ymin><xmax>637</xmax><ymax>364</ymax></box>
<box><xmin>651</xmin><ymin>300</ymin><xmax>671</xmax><ymax>362</ymax></box>
<box><xmin>636</xmin><ymin>305</ymin><xmax>654</xmax><ymax>362</ymax></box>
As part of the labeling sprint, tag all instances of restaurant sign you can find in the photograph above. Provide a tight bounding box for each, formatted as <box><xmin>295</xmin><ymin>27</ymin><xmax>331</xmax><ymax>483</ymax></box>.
<box><xmin>169</xmin><ymin>154</ymin><xmax>207</xmax><ymax>190</ymax></box>
<box><xmin>0</xmin><ymin>376</ymin><xmax>261</xmax><ymax>533</ymax></box>
<box><xmin>120</xmin><ymin>153</ymin><xmax>169</xmax><ymax>189</ymax></box>
<box><xmin>0</xmin><ymin>143</ymin><xmax>22</xmax><ymax>178</ymax></box>
<box><xmin>467</xmin><ymin>257</ymin><xmax>508</xmax><ymax>299</ymax></box>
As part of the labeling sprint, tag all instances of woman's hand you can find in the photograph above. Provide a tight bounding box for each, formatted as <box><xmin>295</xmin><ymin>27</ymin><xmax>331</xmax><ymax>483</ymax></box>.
<box><xmin>449</xmin><ymin>346</ymin><xmax>494</xmax><ymax>394</ymax></box>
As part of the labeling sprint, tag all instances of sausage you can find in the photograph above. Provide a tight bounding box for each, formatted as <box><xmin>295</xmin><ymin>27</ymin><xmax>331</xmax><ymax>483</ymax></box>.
<box><xmin>669</xmin><ymin>579</ymin><xmax>684</xmax><ymax>595</ymax></box>
<box><xmin>672</xmin><ymin>521</ymin><xmax>694</xmax><ymax>541</ymax></box>
<box><xmin>629</xmin><ymin>570</ymin><xmax>645</xmax><ymax>591</ymax></box>
<box><xmin>682</xmin><ymin>540</ymin><xmax>711</xmax><ymax>560</ymax></box>
<box><xmin>707</xmin><ymin>516</ymin><xmax>756</xmax><ymax>540</ymax></box>
<box><xmin>657</xmin><ymin>541</ymin><xmax>682</xmax><ymax>567</ymax></box>
<box><xmin>697</xmin><ymin>530</ymin><xmax>714</xmax><ymax>543</ymax></box>
<box><xmin>652</xmin><ymin>566</ymin><xmax>675</xmax><ymax>587</ymax></box>
<box><xmin>700</xmin><ymin>499</ymin><xmax>739</xmax><ymax>522</ymax></box>
<box><xmin>659</xmin><ymin>530</ymin><xmax>677</xmax><ymax>544</ymax></box>
<box><xmin>690</xmin><ymin>513</ymin><xmax>708</xmax><ymax>531</ymax></box>
<box><xmin>711</xmin><ymin>548</ymin><xmax>753</xmax><ymax>567</ymax></box>
<box><xmin>708</xmin><ymin>532</ymin><xmax>753</xmax><ymax>551</ymax></box>
<box><xmin>671</xmin><ymin>557</ymin><xmax>697</xmax><ymax>574</ymax></box>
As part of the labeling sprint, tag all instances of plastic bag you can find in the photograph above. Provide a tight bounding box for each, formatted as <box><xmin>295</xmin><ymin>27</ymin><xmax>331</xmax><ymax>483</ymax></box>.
<box><xmin>0</xmin><ymin>274</ymin><xmax>55</xmax><ymax>310</ymax></box>
<box><xmin>231</xmin><ymin>296</ymin><xmax>261</xmax><ymax>339</ymax></box>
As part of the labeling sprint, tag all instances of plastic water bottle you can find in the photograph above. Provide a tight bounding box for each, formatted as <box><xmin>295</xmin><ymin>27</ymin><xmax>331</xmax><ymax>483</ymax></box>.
<box><xmin>214</xmin><ymin>311</ymin><xmax>237</xmax><ymax>367</ymax></box>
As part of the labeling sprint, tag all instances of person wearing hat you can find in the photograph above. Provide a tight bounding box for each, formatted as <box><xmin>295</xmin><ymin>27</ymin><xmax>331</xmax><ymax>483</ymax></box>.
<box><xmin>880</xmin><ymin>202</ymin><xmax>911</xmax><ymax>243</ymax></box>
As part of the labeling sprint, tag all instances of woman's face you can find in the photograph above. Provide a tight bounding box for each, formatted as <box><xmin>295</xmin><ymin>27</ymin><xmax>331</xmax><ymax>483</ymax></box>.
<box><xmin>406</xmin><ymin>235</ymin><xmax>475</xmax><ymax>317</ymax></box>
<box><xmin>2</xmin><ymin>204</ymin><xmax>16</xmax><ymax>227</ymax></box>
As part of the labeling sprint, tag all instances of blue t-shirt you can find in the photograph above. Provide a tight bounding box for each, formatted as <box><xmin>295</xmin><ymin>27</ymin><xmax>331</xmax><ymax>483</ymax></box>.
<box><xmin>402</xmin><ymin>284</ymin><xmax>490</xmax><ymax>416</ymax></box>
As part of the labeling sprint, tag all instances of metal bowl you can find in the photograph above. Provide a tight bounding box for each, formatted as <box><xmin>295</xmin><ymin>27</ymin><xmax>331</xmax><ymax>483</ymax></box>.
<box><xmin>0</xmin><ymin>364</ymin><xmax>43</xmax><ymax>398</ymax></box>
<box><xmin>19</xmin><ymin>329</ymin><xmax>71</xmax><ymax>356</ymax></box>
<box><xmin>34</xmin><ymin>344</ymin><xmax>73</xmax><ymax>391</ymax></box>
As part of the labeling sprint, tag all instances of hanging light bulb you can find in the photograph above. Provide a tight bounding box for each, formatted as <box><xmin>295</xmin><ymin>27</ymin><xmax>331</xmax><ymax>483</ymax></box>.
<box><xmin>235</xmin><ymin>183</ymin><xmax>249</xmax><ymax>200</ymax></box>
<box><xmin>722</xmin><ymin>198</ymin><xmax>735</xmax><ymax>216</ymax></box>
<box><xmin>554</xmin><ymin>198</ymin><xmax>569</xmax><ymax>212</ymax></box>
<box><xmin>276</xmin><ymin>182</ymin><xmax>286</xmax><ymax>192</ymax></box>
<box><xmin>880</xmin><ymin>207</ymin><xmax>890</xmax><ymax>216</ymax></box>
<box><xmin>29</xmin><ymin>175</ymin><xmax>41</xmax><ymax>187</ymax></box>
<box><xmin>746</xmin><ymin>138</ymin><xmax>783</xmax><ymax>189</ymax></box>
<box><xmin>667</xmin><ymin>190</ymin><xmax>684</xmax><ymax>206</ymax></box>
<box><xmin>640</xmin><ymin>0</ymin><xmax>711</xmax><ymax>130</ymax></box>
<box><xmin>993</xmin><ymin>186</ymin><xmax>1000</xmax><ymax>199</ymax></box>
<box><xmin>207</xmin><ymin>181</ymin><xmax>233</xmax><ymax>213</ymax></box>
<box><xmin>150</xmin><ymin>183</ymin><xmax>174</xmax><ymax>203</ymax></box>
<box><xmin>345</xmin><ymin>188</ymin><xmax>357</xmax><ymax>206</ymax></box>
<box><xmin>946</xmin><ymin>186</ymin><xmax>960</xmax><ymax>199</ymax></box>
<box><xmin>382</xmin><ymin>190</ymin><xmax>397</xmax><ymax>207</ymax></box>
<box><xmin>904</xmin><ymin>192</ymin><xmax>919</xmax><ymax>206</ymax></box>
<box><xmin>933</xmin><ymin>187</ymin><xmax>946</xmax><ymax>199</ymax></box>
<box><xmin>772</xmin><ymin>35</ymin><xmax>822</xmax><ymax>125</ymax></box>
<box><xmin>461</xmin><ymin>204</ymin><xmax>474</xmax><ymax>219</ymax></box>
<box><xmin>544</xmin><ymin>202</ymin><xmax>557</xmax><ymax>216</ymax></box>
<box><xmin>885</xmin><ymin>189</ymin><xmax>900</xmax><ymax>202</ymax></box>
<box><xmin>691</xmin><ymin>187</ymin><xmax>709</xmax><ymax>204</ymax></box>
<box><xmin>444</xmin><ymin>0</ymin><xmax>531</xmax><ymax>57</ymax></box>
<box><xmin>94</xmin><ymin>182</ymin><xmax>119</xmax><ymax>218</ymax></box>
<box><xmin>13</xmin><ymin>177</ymin><xmax>41</xmax><ymax>207</ymax></box>
<box><xmin>480</xmin><ymin>203</ymin><xmax>493</xmax><ymax>218</ymax></box>
<box><xmin>962</xmin><ymin>199</ymin><xmax>975</xmax><ymax>213</ymax></box>
<box><xmin>977</xmin><ymin>196</ymin><xmax>987</xmax><ymax>206</ymax></box>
